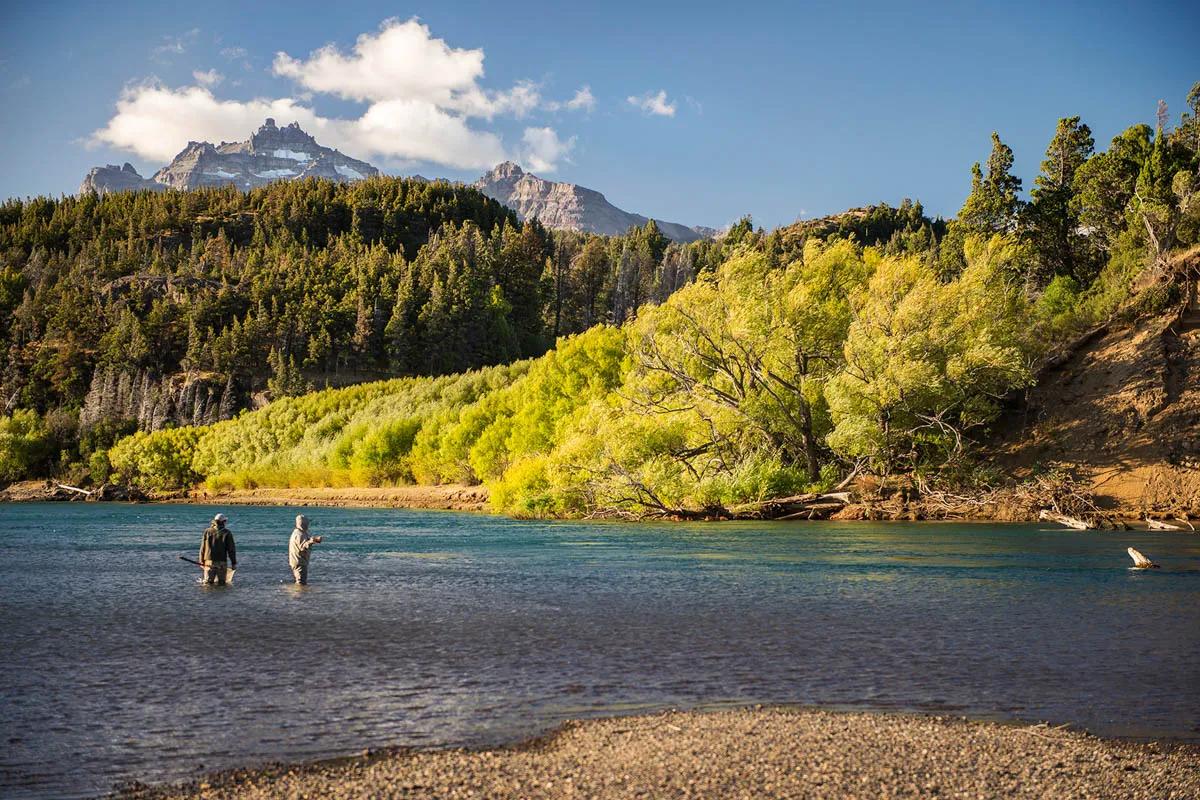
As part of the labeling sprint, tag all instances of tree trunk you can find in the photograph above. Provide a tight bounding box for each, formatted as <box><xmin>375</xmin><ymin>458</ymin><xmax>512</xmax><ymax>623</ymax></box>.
<box><xmin>798</xmin><ymin>399</ymin><xmax>820</xmax><ymax>482</ymax></box>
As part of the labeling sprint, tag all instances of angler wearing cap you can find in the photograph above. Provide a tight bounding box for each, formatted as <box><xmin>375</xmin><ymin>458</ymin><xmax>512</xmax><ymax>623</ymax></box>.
<box><xmin>199</xmin><ymin>513</ymin><xmax>237</xmax><ymax>585</ymax></box>
<box><xmin>288</xmin><ymin>514</ymin><xmax>322</xmax><ymax>585</ymax></box>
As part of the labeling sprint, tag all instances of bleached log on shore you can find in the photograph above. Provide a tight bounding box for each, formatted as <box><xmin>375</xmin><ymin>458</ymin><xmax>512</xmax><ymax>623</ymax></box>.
<box><xmin>1038</xmin><ymin>509</ymin><xmax>1092</xmax><ymax>530</ymax></box>
<box><xmin>54</xmin><ymin>483</ymin><xmax>93</xmax><ymax>498</ymax></box>
<box><xmin>1146</xmin><ymin>518</ymin><xmax>1182</xmax><ymax>531</ymax></box>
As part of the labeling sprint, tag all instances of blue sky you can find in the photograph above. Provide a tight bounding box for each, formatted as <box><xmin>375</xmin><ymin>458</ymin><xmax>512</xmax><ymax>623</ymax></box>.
<box><xmin>1</xmin><ymin>0</ymin><xmax>1196</xmax><ymax>229</ymax></box>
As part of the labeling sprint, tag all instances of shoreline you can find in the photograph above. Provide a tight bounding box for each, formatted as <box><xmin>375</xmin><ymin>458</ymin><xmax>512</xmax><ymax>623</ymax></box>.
<box><xmin>111</xmin><ymin>706</ymin><xmax>1200</xmax><ymax>799</ymax></box>
<box><xmin>0</xmin><ymin>481</ymin><xmax>492</xmax><ymax>512</ymax></box>
<box><xmin>1</xmin><ymin>480</ymin><xmax>1192</xmax><ymax>530</ymax></box>
<box><xmin>175</xmin><ymin>484</ymin><xmax>491</xmax><ymax>512</ymax></box>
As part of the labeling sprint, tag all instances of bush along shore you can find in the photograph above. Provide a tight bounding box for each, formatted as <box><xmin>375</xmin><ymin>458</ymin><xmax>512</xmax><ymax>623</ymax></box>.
<box><xmin>110</xmin><ymin>707</ymin><xmax>1200</xmax><ymax>800</ymax></box>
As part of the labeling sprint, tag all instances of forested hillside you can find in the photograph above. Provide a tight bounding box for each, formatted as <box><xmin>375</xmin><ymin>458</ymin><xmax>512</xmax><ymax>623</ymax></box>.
<box><xmin>3</xmin><ymin>85</ymin><xmax>1198</xmax><ymax>513</ymax></box>
<box><xmin>0</xmin><ymin>176</ymin><xmax>805</xmax><ymax>481</ymax></box>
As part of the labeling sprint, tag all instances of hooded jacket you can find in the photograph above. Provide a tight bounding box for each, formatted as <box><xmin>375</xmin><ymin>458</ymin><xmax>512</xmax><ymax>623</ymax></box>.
<box><xmin>288</xmin><ymin>514</ymin><xmax>317</xmax><ymax>569</ymax></box>
<box><xmin>200</xmin><ymin>521</ymin><xmax>236</xmax><ymax>567</ymax></box>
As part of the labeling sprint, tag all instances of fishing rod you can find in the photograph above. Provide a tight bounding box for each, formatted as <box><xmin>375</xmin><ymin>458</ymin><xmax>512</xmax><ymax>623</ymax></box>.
<box><xmin>180</xmin><ymin>555</ymin><xmax>236</xmax><ymax>584</ymax></box>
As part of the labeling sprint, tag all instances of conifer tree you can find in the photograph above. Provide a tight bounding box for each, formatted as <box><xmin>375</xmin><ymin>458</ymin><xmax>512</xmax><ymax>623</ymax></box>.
<box><xmin>1071</xmin><ymin>124</ymin><xmax>1153</xmax><ymax>249</ymax></box>
<box><xmin>1132</xmin><ymin>126</ymin><xmax>1183</xmax><ymax>267</ymax></box>
<box><xmin>941</xmin><ymin>132</ymin><xmax>1023</xmax><ymax>276</ymax></box>
<box><xmin>1026</xmin><ymin>116</ymin><xmax>1096</xmax><ymax>285</ymax></box>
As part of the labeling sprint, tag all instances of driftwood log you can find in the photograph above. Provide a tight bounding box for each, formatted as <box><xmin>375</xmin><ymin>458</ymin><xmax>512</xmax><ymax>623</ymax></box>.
<box><xmin>735</xmin><ymin>492</ymin><xmax>852</xmax><ymax>520</ymax></box>
<box><xmin>1146</xmin><ymin>518</ymin><xmax>1182</xmax><ymax>531</ymax></box>
<box><xmin>1127</xmin><ymin>547</ymin><xmax>1160</xmax><ymax>568</ymax></box>
<box><xmin>48</xmin><ymin>482</ymin><xmax>141</xmax><ymax>502</ymax></box>
<box><xmin>1038</xmin><ymin>509</ymin><xmax>1093</xmax><ymax>530</ymax></box>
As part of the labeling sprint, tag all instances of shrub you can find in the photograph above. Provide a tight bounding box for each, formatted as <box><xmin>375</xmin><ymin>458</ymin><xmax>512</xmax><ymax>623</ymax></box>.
<box><xmin>0</xmin><ymin>410</ymin><xmax>54</xmax><ymax>482</ymax></box>
<box><xmin>108</xmin><ymin>427</ymin><xmax>202</xmax><ymax>491</ymax></box>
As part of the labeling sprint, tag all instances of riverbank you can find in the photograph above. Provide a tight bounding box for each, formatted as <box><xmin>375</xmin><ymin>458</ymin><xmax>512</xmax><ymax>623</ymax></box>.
<box><xmin>181</xmin><ymin>484</ymin><xmax>490</xmax><ymax>512</ymax></box>
<box><xmin>0</xmin><ymin>480</ymin><xmax>491</xmax><ymax>512</ymax></box>
<box><xmin>3</xmin><ymin>476</ymin><xmax>1195</xmax><ymax>529</ymax></box>
<box><xmin>111</xmin><ymin>707</ymin><xmax>1199</xmax><ymax>799</ymax></box>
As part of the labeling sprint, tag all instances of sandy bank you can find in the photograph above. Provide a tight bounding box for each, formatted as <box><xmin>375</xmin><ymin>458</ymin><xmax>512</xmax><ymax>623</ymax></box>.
<box><xmin>113</xmin><ymin>707</ymin><xmax>1198</xmax><ymax>799</ymax></box>
<box><xmin>182</xmin><ymin>484</ymin><xmax>489</xmax><ymax>512</ymax></box>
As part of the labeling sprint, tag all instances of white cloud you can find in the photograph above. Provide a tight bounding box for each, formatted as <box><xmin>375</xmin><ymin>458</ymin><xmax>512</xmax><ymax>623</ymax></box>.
<box><xmin>484</xmin><ymin>80</ymin><xmax>541</xmax><ymax>119</ymax></box>
<box><xmin>272</xmin><ymin>17</ymin><xmax>541</xmax><ymax>119</ymax></box>
<box><xmin>219</xmin><ymin>46</ymin><xmax>253</xmax><ymax>72</ymax></box>
<box><xmin>192</xmin><ymin>69</ymin><xmax>223</xmax><ymax>88</ymax></box>
<box><xmin>519</xmin><ymin>127</ymin><xmax>575</xmax><ymax>172</ymax></box>
<box><xmin>350</xmin><ymin>98</ymin><xmax>508</xmax><ymax>168</ymax></box>
<box><xmin>545</xmin><ymin>86</ymin><xmax>596</xmax><ymax>114</ymax></box>
<box><xmin>627</xmin><ymin>90</ymin><xmax>676</xmax><ymax>117</ymax></box>
<box><xmin>565</xmin><ymin>86</ymin><xmax>596</xmax><ymax>112</ymax></box>
<box><xmin>152</xmin><ymin>28</ymin><xmax>200</xmax><ymax>60</ymax></box>
<box><xmin>272</xmin><ymin>18</ymin><xmax>482</xmax><ymax>103</ymax></box>
<box><xmin>97</xmin><ymin>19</ymin><xmax>583</xmax><ymax>172</ymax></box>
<box><xmin>92</xmin><ymin>83</ymin><xmax>329</xmax><ymax>162</ymax></box>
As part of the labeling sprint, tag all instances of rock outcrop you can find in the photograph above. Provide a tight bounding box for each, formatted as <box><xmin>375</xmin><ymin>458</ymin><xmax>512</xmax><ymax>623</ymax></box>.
<box><xmin>79</xmin><ymin>163</ymin><xmax>164</xmax><ymax>195</ymax></box>
<box><xmin>80</xmin><ymin>366</ymin><xmax>242</xmax><ymax>432</ymax></box>
<box><xmin>474</xmin><ymin>161</ymin><xmax>706</xmax><ymax>242</ymax></box>
<box><xmin>80</xmin><ymin>119</ymin><xmax>379</xmax><ymax>195</ymax></box>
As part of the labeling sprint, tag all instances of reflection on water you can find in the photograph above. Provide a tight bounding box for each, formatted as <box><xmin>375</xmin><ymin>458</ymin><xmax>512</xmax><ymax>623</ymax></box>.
<box><xmin>2</xmin><ymin>504</ymin><xmax>1199</xmax><ymax>798</ymax></box>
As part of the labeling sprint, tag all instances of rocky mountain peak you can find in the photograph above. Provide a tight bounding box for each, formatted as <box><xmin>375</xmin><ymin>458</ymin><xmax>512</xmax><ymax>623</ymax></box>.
<box><xmin>79</xmin><ymin>163</ymin><xmax>163</xmax><ymax>195</ymax></box>
<box><xmin>249</xmin><ymin>118</ymin><xmax>318</xmax><ymax>153</ymax></box>
<box><xmin>81</xmin><ymin>119</ymin><xmax>379</xmax><ymax>195</ymax></box>
<box><xmin>473</xmin><ymin>163</ymin><xmax>706</xmax><ymax>243</ymax></box>
<box><xmin>489</xmin><ymin>161</ymin><xmax>525</xmax><ymax>179</ymax></box>
<box><xmin>477</xmin><ymin>161</ymin><xmax>528</xmax><ymax>194</ymax></box>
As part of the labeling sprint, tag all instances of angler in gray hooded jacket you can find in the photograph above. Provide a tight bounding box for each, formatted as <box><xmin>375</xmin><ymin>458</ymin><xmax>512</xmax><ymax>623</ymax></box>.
<box><xmin>288</xmin><ymin>514</ymin><xmax>322</xmax><ymax>585</ymax></box>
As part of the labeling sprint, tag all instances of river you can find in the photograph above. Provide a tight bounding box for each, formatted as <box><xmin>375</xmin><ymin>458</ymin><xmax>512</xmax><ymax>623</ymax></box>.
<box><xmin>2</xmin><ymin>503</ymin><xmax>1198</xmax><ymax>798</ymax></box>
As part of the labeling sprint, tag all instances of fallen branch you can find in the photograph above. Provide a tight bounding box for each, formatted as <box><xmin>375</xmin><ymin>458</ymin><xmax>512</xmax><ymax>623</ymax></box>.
<box><xmin>1038</xmin><ymin>509</ymin><xmax>1092</xmax><ymax>530</ymax></box>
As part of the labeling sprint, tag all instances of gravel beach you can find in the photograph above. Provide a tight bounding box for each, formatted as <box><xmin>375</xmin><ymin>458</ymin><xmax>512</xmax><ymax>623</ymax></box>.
<box><xmin>114</xmin><ymin>707</ymin><xmax>1200</xmax><ymax>799</ymax></box>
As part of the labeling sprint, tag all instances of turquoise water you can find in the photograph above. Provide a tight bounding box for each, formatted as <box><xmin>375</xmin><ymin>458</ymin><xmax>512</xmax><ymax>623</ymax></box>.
<box><xmin>1</xmin><ymin>503</ymin><xmax>1198</xmax><ymax>798</ymax></box>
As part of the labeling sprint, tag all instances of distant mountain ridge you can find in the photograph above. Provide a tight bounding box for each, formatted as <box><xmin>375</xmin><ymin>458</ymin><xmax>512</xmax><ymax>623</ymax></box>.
<box><xmin>79</xmin><ymin>118</ymin><xmax>378</xmax><ymax>195</ymax></box>
<box><xmin>80</xmin><ymin>120</ymin><xmax>708</xmax><ymax>241</ymax></box>
<box><xmin>472</xmin><ymin>161</ymin><xmax>705</xmax><ymax>242</ymax></box>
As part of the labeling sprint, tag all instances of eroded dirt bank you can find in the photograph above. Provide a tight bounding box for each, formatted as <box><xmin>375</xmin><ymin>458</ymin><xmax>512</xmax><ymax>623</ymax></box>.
<box><xmin>994</xmin><ymin>298</ymin><xmax>1200</xmax><ymax>517</ymax></box>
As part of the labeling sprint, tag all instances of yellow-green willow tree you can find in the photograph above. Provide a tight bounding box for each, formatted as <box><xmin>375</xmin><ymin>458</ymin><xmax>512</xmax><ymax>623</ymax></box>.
<box><xmin>825</xmin><ymin>236</ymin><xmax>1035</xmax><ymax>473</ymax></box>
